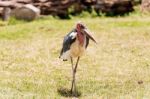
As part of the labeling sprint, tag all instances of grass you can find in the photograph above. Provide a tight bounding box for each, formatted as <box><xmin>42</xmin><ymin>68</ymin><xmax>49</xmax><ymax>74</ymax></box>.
<box><xmin>0</xmin><ymin>14</ymin><xmax>150</xmax><ymax>98</ymax></box>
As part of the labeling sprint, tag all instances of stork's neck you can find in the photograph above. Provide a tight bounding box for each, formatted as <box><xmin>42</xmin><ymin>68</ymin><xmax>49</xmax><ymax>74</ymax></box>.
<box><xmin>77</xmin><ymin>30</ymin><xmax>85</xmax><ymax>46</ymax></box>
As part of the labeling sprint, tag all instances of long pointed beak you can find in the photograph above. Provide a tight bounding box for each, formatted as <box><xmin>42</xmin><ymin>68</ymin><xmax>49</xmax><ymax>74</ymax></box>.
<box><xmin>84</xmin><ymin>29</ymin><xmax>97</xmax><ymax>44</ymax></box>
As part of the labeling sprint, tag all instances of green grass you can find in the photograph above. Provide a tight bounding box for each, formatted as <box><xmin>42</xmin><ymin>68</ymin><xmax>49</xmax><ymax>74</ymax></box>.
<box><xmin>0</xmin><ymin>14</ymin><xmax>150</xmax><ymax>98</ymax></box>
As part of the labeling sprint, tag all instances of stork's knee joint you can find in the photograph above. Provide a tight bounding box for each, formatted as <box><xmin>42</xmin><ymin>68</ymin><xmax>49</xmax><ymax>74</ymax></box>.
<box><xmin>74</xmin><ymin>69</ymin><xmax>76</xmax><ymax>73</ymax></box>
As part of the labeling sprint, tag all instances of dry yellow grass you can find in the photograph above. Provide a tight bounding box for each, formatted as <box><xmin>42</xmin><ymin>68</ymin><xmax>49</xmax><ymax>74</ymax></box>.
<box><xmin>0</xmin><ymin>15</ymin><xmax>150</xmax><ymax>98</ymax></box>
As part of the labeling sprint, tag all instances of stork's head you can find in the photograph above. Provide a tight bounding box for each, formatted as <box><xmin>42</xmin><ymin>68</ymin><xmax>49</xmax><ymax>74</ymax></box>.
<box><xmin>76</xmin><ymin>22</ymin><xmax>86</xmax><ymax>31</ymax></box>
<box><xmin>76</xmin><ymin>22</ymin><xmax>97</xmax><ymax>44</ymax></box>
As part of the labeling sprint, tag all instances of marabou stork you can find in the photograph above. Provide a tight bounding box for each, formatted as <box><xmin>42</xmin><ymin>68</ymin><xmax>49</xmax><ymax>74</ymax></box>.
<box><xmin>59</xmin><ymin>22</ymin><xmax>97</xmax><ymax>94</ymax></box>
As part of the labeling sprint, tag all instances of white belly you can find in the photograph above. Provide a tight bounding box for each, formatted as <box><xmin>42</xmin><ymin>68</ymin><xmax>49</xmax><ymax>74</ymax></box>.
<box><xmin>70</xmin><ymin>37</ymin><xmax>86</xmax><ymax>58</ymax></box>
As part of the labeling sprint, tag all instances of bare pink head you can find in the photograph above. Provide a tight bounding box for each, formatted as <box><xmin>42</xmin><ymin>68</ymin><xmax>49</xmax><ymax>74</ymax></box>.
<box><xmin>76</xmin><ymin>22</ymin><xmax>97</xmax><ymax>44</ymax></box>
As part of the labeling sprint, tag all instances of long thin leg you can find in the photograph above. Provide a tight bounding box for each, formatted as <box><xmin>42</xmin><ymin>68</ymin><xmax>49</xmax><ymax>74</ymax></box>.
<box><xmin>70</xmin><ymin>57</ymin><xmax>74</xmax><ymax>93</ymax></box>
<box><xmin>71</xmin><ymin>57</ymin><xmax>73</xmax><ymax>71</ymax></box>
<box><xmin>73</xmin><ymin>57</ymin><xmax>80</xmax><ymax>93</ymax></box>
<box><xmin>74</xmin><ymin>57</ymin><xmax>80</xmax><ymax>73</ymax></box>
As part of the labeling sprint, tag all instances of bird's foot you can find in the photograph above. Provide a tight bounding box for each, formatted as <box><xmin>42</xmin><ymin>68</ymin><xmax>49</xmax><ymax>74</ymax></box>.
<box><xmin>70</xmin><ymin>89</ymin><xmax>73</xmax><ymax>94</ymax></box>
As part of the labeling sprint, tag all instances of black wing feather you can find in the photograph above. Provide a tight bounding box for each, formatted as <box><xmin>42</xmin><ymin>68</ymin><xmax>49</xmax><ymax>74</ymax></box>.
<box><xmin>59</xmin><ymin>29</ymin><xmax>76</xmax><ymax>57</ymax></box>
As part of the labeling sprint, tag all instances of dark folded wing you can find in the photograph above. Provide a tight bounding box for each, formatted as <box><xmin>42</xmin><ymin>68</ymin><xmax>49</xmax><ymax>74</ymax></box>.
<box><xmin>60</xmin><ymin>29</ymin><xmax>77</xmax><ymax>57</ymax></box>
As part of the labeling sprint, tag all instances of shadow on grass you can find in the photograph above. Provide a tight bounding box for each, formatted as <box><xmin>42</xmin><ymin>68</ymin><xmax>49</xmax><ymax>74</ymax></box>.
<box><xmin>57</xmin><ymin>87</ymin><xmax>81</xmax><ymax>97</ymax></box>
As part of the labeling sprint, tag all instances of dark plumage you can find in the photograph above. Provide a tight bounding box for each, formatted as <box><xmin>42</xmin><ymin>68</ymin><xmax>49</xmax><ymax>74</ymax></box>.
<box><xmin>59</xmin><ymin>29</ymin><xmax>76</xmax><ymax>60</ymax></box>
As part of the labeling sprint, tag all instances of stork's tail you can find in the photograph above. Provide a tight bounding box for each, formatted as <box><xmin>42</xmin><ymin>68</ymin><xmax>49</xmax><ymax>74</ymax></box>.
<box><xmin>59</xmin><ymin>50</ymin><xmax>70</xmax><ymax>61</ymax></box>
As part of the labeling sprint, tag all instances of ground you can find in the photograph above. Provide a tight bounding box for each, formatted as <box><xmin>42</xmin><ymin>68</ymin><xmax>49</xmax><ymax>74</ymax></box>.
<box><xmin>0</xmin><ymin>14</ymin><xmax>150</xmax><ymax>98</ymax></box>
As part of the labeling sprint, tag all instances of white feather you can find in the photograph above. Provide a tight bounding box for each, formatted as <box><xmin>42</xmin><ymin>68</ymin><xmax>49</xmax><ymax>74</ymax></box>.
<box><xmin>60</xmin><ymin>50</ymin><xmax>70</xmax><ymax>60</ymax></box>
<box><xmin>69</xmin><ymin>32</ymin><xmax>77</xmax><ymax>39</ymax></box>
